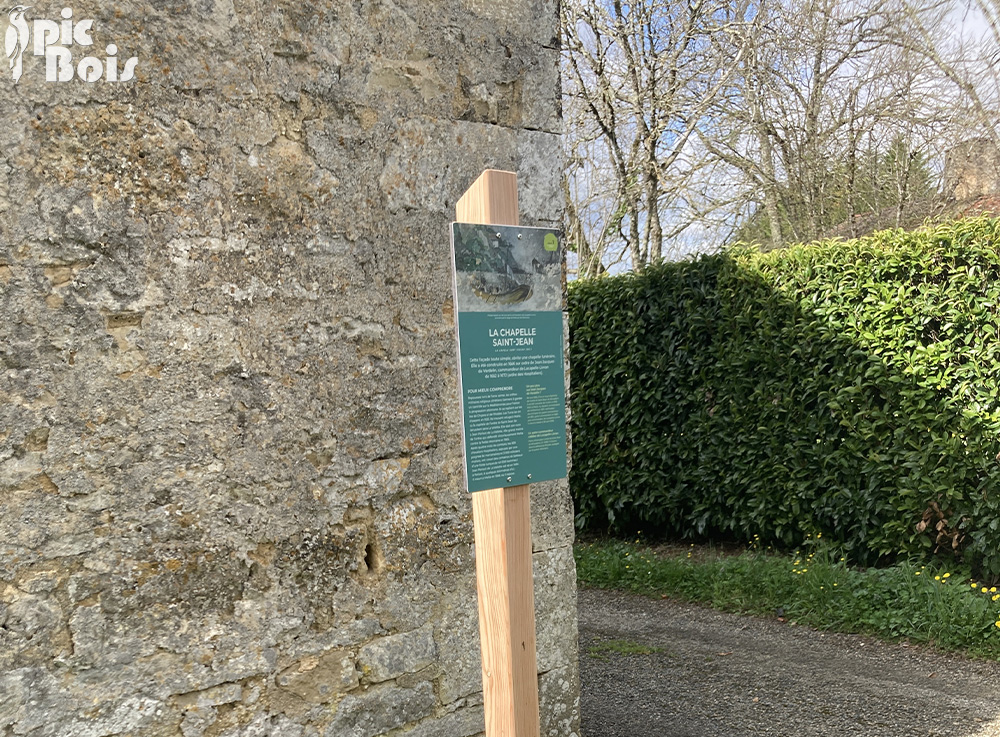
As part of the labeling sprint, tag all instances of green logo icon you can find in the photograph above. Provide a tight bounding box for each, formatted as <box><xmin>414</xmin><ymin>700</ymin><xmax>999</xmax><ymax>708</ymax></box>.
<box><xmin>543</xmin><ymin>233</ymin><xmax>558</xmax><ymax>252</ymax></box>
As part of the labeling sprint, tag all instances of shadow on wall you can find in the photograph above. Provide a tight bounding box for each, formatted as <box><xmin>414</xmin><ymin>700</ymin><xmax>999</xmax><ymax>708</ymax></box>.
<box><xmin>569</xmin><ymin>219</ymin><xmax>1000</xmax><ymax>575</ymax></box>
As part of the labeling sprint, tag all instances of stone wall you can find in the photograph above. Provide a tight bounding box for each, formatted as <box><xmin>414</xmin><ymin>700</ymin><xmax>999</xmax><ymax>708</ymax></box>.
<box><xmin>0</xmin><ymin>2</ymin><xmax>579</xmax><ymax>735</ymax></box>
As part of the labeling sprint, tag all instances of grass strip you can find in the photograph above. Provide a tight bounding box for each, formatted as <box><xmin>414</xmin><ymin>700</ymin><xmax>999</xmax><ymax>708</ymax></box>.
<box><xmin>576</xmin><ymin>537</ymin><xmax>1000</xmax><ymax>660</ymax></box>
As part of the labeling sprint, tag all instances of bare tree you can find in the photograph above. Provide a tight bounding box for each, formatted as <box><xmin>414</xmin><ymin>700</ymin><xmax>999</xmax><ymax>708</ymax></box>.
<box><xmin>561</xmin><ymin>0</ymin><xmax>754</xmax><ymax>275</ymax></box>
<box><xmin>893</xmin><ymin>0</ymin><xmax>1000</xmax><ymax>168</ymax></box>
<box><xmin>700</xmin><ymin>0</ymin><xmax>950</xmax><ymax>249</ymax></box>
<box><xmin>564</xmin><ymin>0</ymin><xmax>1000</xmax><ymax>269</ymax></box>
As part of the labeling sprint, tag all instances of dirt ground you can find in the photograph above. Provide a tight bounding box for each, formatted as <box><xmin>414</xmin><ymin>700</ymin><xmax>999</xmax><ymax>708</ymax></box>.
<box><xmin>578</xmin><ymin>587</ymin><xmax>1000</xmax><ymax>737</ymax></box>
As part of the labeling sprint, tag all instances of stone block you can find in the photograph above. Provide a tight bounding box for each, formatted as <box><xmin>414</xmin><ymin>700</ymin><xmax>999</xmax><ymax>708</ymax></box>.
<box><xmin>358</xmin><ymin>625</ymin><xmax>437</xmax><ymax>684</ymax></box>
<box><xmin>434</xmin><ymin>585</ymin><xmax>483</xmax><ymax>705</ymax></box>
<box><xmin>518</xmin><ymin>130</ymin><xmax>565</xmax><ymax>226</ymax></box>
<box><xmin>51</xmin><ymin>696</ymin><xmax>164</xmax><ymax>737</ymax></box>
<box><xmin>539</xmin><ymin>664</ymin><xmax>582</xmax><ymax>737</ymax></box>
<box><xmin>276</xmin><ymin>649</ymin><xmax>358</xmax><ymax>706</ymax></box>
<box><xmin>380</xmin><ymin>118</ymin><xmax>519</xmax><ymax>216</ymax></box>
<box><xmin>175</xmin><ymin>682</ymin><xmax>243</xmax><ymax>709</ymax></box>
<box><xmin>530</xmin><ymin>478</ymin><xmax>576</xmax><ymax>553</ymax></box>
<box><xmin>325</xmin><ymin>682</ymin><xmax>436</xmax><ymax>737</ymax></box>
<box><xmin>533</xmin><ymin>545</ymin><xmax>580</xmax><ymax>674</ymax></box>
<box><xmin>395</xmin><ymin>705</ymin><xmax>486</xmax><ymax>737</ymax></box>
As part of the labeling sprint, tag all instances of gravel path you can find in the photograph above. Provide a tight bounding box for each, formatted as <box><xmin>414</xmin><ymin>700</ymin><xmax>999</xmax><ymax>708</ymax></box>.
<box><xmin>578</xmin><ymin>587</ymin><xmax>1000</xmax><ymax>737</ymax></box>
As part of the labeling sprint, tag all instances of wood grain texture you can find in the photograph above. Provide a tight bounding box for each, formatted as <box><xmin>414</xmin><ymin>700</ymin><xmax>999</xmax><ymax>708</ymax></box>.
<box><xmin>455</xmin><ymin>170</ymin><xmax>520</xmax><ymax>227</ymax></box>
<box><xmin>456</xmin><ymin>170</ymin><xmax>540</xmax><ymax>737</ymax></box>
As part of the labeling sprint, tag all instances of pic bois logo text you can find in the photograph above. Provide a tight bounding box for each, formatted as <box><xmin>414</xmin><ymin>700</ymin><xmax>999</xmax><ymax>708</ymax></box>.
<box><xmin>5</xmin><ymin>5</ymin><xmax>138</xmax><ymax>83</ymax></box>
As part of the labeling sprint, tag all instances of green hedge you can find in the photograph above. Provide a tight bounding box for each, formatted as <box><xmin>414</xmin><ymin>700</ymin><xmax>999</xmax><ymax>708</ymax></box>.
<box><xmin>568</xmin><ymin>218</ymin><xmax>1000</xmax><ymax>574</ymax></box>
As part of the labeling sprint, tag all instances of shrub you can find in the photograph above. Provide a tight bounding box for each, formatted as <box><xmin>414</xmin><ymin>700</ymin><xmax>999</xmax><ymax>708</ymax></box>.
<box><xmin>569</xmin><ymin>218</ymin><xmax>1000</xmax><ymax>574</ymax></box>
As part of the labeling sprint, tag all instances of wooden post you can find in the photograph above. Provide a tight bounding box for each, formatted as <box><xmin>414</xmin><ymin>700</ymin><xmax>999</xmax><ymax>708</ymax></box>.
<box><xmin>456</xmin><ymin>170</ymin><xmax>541</xmax><ymax>737</ymax></box>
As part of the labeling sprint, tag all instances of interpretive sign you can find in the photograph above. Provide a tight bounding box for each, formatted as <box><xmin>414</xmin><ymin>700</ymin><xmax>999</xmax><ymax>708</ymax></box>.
<box><xmin>451</xmin><ymin>223</ymin><xmax>567</xmax><ymax>492</ymax></box>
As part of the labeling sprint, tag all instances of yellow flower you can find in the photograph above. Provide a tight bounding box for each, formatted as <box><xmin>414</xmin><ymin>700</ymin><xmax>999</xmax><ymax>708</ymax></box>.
<box><xmin>984</xmin><ymin>587</ymin><xmax>990</xmax><ymax>594</ymax></box>
<box><xmin>943</xmin><ymin>573</ymin><xmax>951</xmax><ymax>578</ymax></box>
<box><xmin>995</xmin><ymin>621</ymin><xmax>1000</xmax><ymax>629</ymax></box>
<box><xmin>934</xmin><ymin>575</ymin><xmax>940</xmax><ymax>581</ymax></box>
<box><xmin>915</xmin><ymin>571</ymin><xmax>922</xmax><ymax>576</ymax></box>
<box><xmin>993</xmin><ymin>595</ymin><xmax>999</xmax><ymax>602</ymax></box>
<box><xmin>973</xmin><ymin>583</ymin><xmax>979</xmax><ymax>589</ymax></box>
<box><xmin>992</xmin><ymin>587</ymin><xmax>997</xmax><ymax>593</ymax></box>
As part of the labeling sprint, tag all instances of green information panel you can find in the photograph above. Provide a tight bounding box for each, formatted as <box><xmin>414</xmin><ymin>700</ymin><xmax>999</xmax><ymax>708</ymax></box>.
<box><xmin>451</xmin><ymin>223</ymin><xmax>567</xmax><ymax>492</ymax></box>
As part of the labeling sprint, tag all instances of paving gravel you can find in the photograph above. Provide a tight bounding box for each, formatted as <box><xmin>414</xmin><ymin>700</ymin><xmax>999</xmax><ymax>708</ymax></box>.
<box><xmin>578</xmin><ymin>587</ymin><xmax>1000</xmax><ymax>737</ymax></box>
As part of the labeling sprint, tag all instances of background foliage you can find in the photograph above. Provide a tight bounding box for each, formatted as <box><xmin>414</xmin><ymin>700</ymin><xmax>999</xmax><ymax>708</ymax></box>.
<box><xmin>569</xmin><ymin>218</ymin><xmax>1000</xmax><ymax>574</ymax></box>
